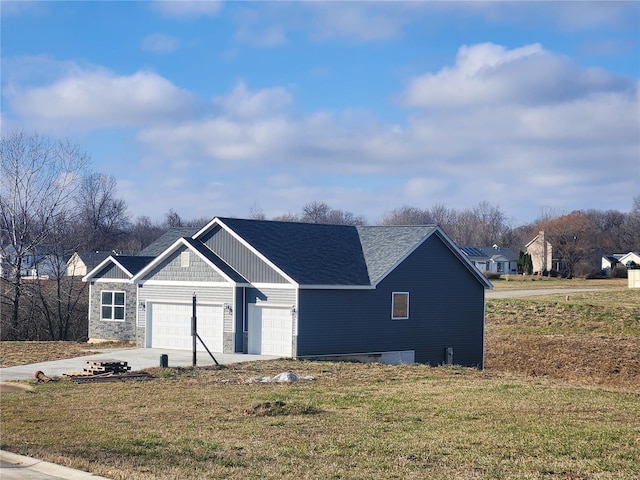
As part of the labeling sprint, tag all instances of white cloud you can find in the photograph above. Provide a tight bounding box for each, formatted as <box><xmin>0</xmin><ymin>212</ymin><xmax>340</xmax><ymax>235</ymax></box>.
<box><xmin>399</xmin><ymin>42</ymin><xmax>632</xmax><ymax>109</ymax></box>
<box><xmin>8</xmin><ymin>65</ymin><xmax>195</xmax><ymax>130</ymax></box>
<box><xmin>152</xmin><ymin>0</ymin><xmax>223</xmax><ymax>18</ymax></box>
<box><xmin>142</xmin><ymin>33</ymin><xmax>179</xmax><ymax>53</ymax></box>
<box><xmin>212</xmin><ymin>81</ymin><xmax>292</xmax><ymax>119</ymax></box>
<box><xmin>234</xmin><ymin>25</ymin><xmax>287</xmax><ymax>47</ymax></box>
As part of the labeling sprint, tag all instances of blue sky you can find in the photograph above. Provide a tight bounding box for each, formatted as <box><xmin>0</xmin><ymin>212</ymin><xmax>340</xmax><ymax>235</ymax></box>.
<box><xmin>2</xmin><ymin>1</ymin><xmax>639</xmax><ymax>225</ymax></box>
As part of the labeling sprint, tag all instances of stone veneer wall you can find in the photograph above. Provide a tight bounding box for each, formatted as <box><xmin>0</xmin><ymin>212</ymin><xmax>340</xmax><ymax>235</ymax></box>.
<box><xmin>88</xmin><ymin>281</ymin><xmax>138</xmax><ymax>342</ymax></box>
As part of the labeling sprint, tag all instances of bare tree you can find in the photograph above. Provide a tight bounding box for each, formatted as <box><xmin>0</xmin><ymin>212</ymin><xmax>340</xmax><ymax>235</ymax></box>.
<box><xmin>535</xmin><ymin>210</ymin><xmax>598</xmax><ymax>277</ymax></box>
<box><xmin>301</xmin><ymin>200</ymin><xmax>331</xmax><ymax>223</ymax></box>
<box><xmin>248</xmin><ymin>201</ymin><xmax>266</xmax><ymax>220</ymax></box>
<box><xmin>381</xmin><ymin>206</ymin><xmax>433</xmax><ymax>225</ymax></box>
<box><xmin>76</xmin><ymin>173</ymin><xmax>129</xmax><ymax>251</ymax></box>
<box><xmin>1</xmin><ymin>131</ymin><xmax>89</xmax><ymax>339</ymax></box>
<box><xmin>164</xmin><ymin>209</ymin><xmax>183</xmax><ymax>228</ymax></box>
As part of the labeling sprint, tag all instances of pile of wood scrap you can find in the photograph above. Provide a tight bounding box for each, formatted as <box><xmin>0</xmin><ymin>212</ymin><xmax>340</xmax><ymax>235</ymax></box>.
<box><xmin>64</xmin><ymin>360</ymin><xmax>153</xmax><ymax>384</ymax></box>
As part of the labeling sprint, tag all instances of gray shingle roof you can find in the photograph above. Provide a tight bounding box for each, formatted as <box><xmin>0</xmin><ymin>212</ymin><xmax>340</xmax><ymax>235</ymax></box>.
<box><xmin>217</xmin><ymin>218</ymin><xmax>439</xmax><ymax>286</ymax></box>
<box><xmin>138</xmin><ymin>227</ymin><xmax>200</xmax><ymax>257</ymax></box>
<box><xmin>460</xmin><ymin>246</ymin><xmax>519</xmax><ymax>262</ymax></box>
<box><xmin>356</xmin><ymin>225</ymin><xmax>438</xmax><ymax>283</ymax></box>
<box><xmin>218</xmin><ymin>218</ymin><xmax>370</xmax><ymax>285</ymax></box>
<box><xmin>112</xmin><ymin>256</ymin><xmax>155</xmax><ymax>276</ymax></box>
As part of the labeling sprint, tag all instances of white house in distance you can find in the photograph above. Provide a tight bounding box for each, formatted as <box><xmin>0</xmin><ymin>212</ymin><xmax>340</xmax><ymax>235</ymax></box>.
<box><xmin>459</xmin><ymin>245</ymin><xmax>519</xmax><ymax>275</ymax></box>
<box><xmin>66</xmin><ymin>251</ymin><xmax>113</xmax><ymax>277</ymax></box>
<box><xmin>525</xmin><ymin>231</ymin><xmax>553</xmax><ymax>274</ymax></box>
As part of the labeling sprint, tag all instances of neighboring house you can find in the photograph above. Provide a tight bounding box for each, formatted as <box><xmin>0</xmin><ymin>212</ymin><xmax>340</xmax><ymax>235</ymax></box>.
<box><xmin>601</xmin><ymin>254</ymin><xmax>625</xmax><ymax>274</ymax></box>
<box><xmin>460</xmin><ymin>245</ymin><xmax>519</xmax><ymax>275</ymax></box>
<box><xmin>66</xmin><ymin>251</ymin><xmax>113</xmax><ymax>277</ymax></box>
<box><xmin>83</xmin><ymin>218</ymin><xmax>492</xmax><ymax>367</ymax></box>
<box><xmin>0</xmin><ymin>245</ymin><xmax>63</xmax><ymax>279</ymax></box>
<box><xmin>618</xmin><ymin>251</ymin><xmax>640</xmax><ymax>268</ymax></box>
<box><xmin>525</xmin><ymin>231</ymin><xmax>554</xmax><ymax>274</ymax></box>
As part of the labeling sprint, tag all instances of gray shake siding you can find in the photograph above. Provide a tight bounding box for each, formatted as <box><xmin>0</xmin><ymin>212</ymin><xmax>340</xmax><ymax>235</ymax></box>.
<box><xmin>144</xmin><ymin>246</ymin><xmax>226</xmax><ymax>283</ymax></box>
<box><xmin>88</xmin><ymin>281</ymin><xmax>138</xmax><ymax>342</ymax></box>
<box><xmin>296</xmin><ymin>234</ymin><xmax>485</xmax><ymax>367</ymax></box>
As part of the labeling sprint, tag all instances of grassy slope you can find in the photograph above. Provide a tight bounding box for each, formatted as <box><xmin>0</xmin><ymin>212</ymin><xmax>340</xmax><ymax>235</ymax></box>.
<box><xmin>1</xmin><ymin>280</ymin><xmax>639</xmax><ymax>480</ymax></box>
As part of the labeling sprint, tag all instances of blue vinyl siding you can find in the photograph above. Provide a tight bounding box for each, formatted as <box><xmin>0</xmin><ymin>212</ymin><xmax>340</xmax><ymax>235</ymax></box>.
<box><xmin>296</xmin><ymin>234</ymin><xmax>485</xmax><ymax>367</ymax></box>
<box><xmin>200</xmin><ymin>226</ymin><xmax>288</xmax><ymax>284</ymax></box>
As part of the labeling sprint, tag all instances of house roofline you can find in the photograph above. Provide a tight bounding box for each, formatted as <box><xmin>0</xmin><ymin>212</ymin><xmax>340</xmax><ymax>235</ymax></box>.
<box><xmin>195</xmin><ymin>217</ymin><xmax>299</xmax><ymax>288</ymax></box>
<box><xmin>130</xmin><ymin>237</ymin><xmax>240</xmax><ymax>284</ymax></box>
<box><xmin>83</xmin><ymin>256</ymin><xmax>133</xmax><ymax>282</ymax></box>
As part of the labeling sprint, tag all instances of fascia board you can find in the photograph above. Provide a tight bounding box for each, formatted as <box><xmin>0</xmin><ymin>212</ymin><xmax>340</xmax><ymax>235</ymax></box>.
<box><xmin>83</xmin><ymin>256</ymin><xmax>131</xmax><ymax>282</ymax></box>
<box><xmin>193</xmin><ymin>216</ymin><xmax>219</xmax><ymax>239</ymax></box>
<box><xmin>214</xmin><ymin>219</ymin><xmax>299</xmax><ymax>288</ymax></box>
<box><xmin>299</xmin><ymin>284</ymin><xmax>373</xmax><ymax>290</ymax></box>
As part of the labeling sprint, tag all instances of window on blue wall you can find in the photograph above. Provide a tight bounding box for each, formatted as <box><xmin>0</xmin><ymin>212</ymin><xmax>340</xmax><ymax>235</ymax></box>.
<box><xmin>391</xmin><ymin>292</ymin><xmax>409</xmax><ymax>319</ymax></box>
<box><xmin>101</xmin><ymin>291</ymin><xmax>125</xmax><ymax>321</ymax></box>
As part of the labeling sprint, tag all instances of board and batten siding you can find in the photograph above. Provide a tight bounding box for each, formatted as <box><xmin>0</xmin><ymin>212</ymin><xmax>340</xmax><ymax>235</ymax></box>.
<box><xmin>296</xmin><ymin>233</ymin><xmax>486</xmax><ymax>367</ymax></box>
<box><xmin>93</xmin><ymin>263</ymin><xmax>130</xmax><ymax>280</ymax></box>
<box><xmin>200</xmin><ymin>225</ymin><xmax>288</xmax><ymax>284</ymax></box>
<box><xmin>142</xmin><ymin>246</ymin><xmax>227</xmax><ymax>283</ymax></box>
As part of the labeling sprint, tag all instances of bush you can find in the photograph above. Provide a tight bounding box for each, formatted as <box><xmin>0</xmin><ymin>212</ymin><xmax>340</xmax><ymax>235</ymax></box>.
<box><xmin>482</xmin><ymin>272</ymin><xmax>502</xmax><ymax>280</ymax></box>
<box><xmin>612</xmin><ymin>265</ymin><xmax>628</xmax><ymax>278</ymax></box>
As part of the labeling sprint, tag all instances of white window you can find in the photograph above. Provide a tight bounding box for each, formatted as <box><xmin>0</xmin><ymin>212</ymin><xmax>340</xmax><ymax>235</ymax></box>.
<box><xmin>391</xmin><ymin>292</ymin><xmax>409</xmax><ymax>320</ymax></box>
<box><xmin>101</xmin><ymin>291</ymin><xmax>125</xmax><ymax>321</ymax></box>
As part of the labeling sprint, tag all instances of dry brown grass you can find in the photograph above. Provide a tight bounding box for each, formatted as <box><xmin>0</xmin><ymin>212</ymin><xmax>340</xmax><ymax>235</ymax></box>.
<box><xmin>0</xmin><ymin>341</ymin><xmax>133</xmax><ymax>367</ymax></box>
<box><xmin>490</xmin><ymin>276</ymin><xmax>628</xmax><ymax>291</ymax></box>
<box><xmin>1</xmin><ymin>284</ymin><xmax>639</xmax><ymax>479</ymax></box>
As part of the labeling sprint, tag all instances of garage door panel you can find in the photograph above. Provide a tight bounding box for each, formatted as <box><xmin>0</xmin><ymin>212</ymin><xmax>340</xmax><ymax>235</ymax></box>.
<box><xmin>149</xmin><ymin>303</ymin><xmax>223</xmax><ymax>352</ymax></box>
<box><xmin>248</xmin><ymin>306</ymin><xmax>292</xmax><ymax>356</ymax></box>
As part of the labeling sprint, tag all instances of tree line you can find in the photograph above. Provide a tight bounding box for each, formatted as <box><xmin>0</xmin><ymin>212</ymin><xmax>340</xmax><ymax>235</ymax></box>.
<box><xmin>2</xmin><ymin>131</ymin><xmax>639</xmax><ymax>340</ymax></box>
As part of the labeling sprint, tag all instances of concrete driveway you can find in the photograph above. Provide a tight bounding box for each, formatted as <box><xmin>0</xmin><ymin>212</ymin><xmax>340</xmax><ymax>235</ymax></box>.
<box><xmin>0</xmin><ymin>348</ymin><xmax>278</xmax><ymax>382</ymax></box>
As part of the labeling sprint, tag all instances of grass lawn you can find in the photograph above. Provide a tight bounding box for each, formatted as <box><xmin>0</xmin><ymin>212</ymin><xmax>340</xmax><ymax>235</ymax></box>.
<box><xmin>1</xmin><ymin>282</ymin><xmax>639</xmax><ymax>480</ymax></box>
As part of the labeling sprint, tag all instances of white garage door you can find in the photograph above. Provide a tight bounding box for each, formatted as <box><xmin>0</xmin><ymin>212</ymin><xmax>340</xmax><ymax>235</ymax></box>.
<box><xmin>149</xmin><ymin>303</ymin><xmax>223</xmax><ymax>352</ymax></box>
<box><xmin>248</xmin><ymin>306</ymin><xmax>292</xmax><ymax>356</ymax></box>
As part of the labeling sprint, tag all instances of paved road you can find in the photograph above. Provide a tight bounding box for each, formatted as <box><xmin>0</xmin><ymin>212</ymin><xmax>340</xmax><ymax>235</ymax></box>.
<box><xmin>486</xmin><ymin>287</ymin><xmax>602</xmax><ymax>299</ymax></box>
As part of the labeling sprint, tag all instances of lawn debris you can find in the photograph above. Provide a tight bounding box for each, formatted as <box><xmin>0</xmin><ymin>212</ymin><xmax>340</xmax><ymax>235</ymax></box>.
<box><xmin>34</xmin><ymin>370</ymin><xmax>50</xmax><ymax>382</ymax></box>
<box><xmin>67</xmin><ymin>372</ymin><xmax>154</xmax><ymax>384</ymax></box>
<box><xmin>63</xmin><ymin>360</ymin><xmax>153</xmax><ymax>384</ymax></box>
<box><xmin>244</xmin><ymin>372</ymin><xmax>315</xmax><ymax>383</ymax></box>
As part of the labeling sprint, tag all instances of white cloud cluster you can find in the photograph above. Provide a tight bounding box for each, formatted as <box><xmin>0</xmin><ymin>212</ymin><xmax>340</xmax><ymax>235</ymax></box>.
<box><xmin>8</xmin><ymin>65</ymin><xmax>195</xmax><ymax>131</ymax></box>
<box><xmin>4</xmin><ymin>40</ymin><xmax>638</xmax><ymax>222</ymax></box>
<box><xmin>142</xmin><ymin>33</ymin><xmax>179</xmax><ymax>54</ymax></box>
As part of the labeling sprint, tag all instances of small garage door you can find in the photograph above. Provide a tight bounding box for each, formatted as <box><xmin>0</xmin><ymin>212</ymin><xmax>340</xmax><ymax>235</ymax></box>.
<box><xmin>248</xmin><ymin>305</ymin><xmax>292</xmax><ymax>356</ymax></box>
<box><xmin>148</xmin><ymin>303</ymin><xmax>223</xmax><ymax>352</ymax></box>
